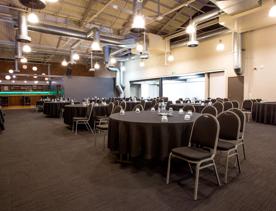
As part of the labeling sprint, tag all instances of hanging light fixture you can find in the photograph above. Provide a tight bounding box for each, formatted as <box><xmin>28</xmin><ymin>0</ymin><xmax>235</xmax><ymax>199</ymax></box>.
<box><xmin>34</xmin><ymin>81</ymin><xmax>38</xmax><ymax>84</ymax></box>
<box><xmin>89</xmin><ymin>52</ymin><xmax>95</xmax><ymax>71</ymax></box>
<box><xmin>8</xmin><ymin>69</ymin><xmax>14</xmax><ymax>74</ymax></box>
<box><xmin>33</xmin><ymin>75</ymin><xmax>38</xmax><ymax>79</ymax></box>
<box><xmin>47</xmin><ymin>0</ymin><xmax>59</xmax><ymax>3</ymax></box>
<box><xmin>45</xmin><ymin>77</ymin><xmax>49</xmax><ymax>81</ymax></box>
<box><xmin>20</xmin><ymin>57</ymin><xmax>28</xmax><ymax>63</ymax></box>
<box><xmin>24</xmin><ymin>80</ymin><xmax>27</xmax><ymax>84</ymax></box>
<box><xmin>94</xmin><ymin>62</ymin><xmax>100</xmax><ymax>70</ymax></box>
<box><xmin>131</xmin><ymin>0</ymin><xmax>145</xmax><ymax>33</ymax></box>
<box><xmin>121</xmin><ymin>65</ymin><xmax>126</xmax><ymax>71</ymax></box>
<box><xmin>5</xmin><ymin>75</ymin><xmax>11</xmax><ymax>80</ymax></box>
<box><xmin>27</xmin><ymin>12</ymin><xmax>39</xmax><ymax>24</ymax></box>
<box><xmin>32</xmin><ymin>66</ymin><xmax>38</xmax><ymax>71</ymax></box>
<box><xmin>216</xmin><ymin>40</ymin><xmax>225</xmax><ymax>51</ymax></box>
<box><xmin>61</xmin><ymin>59</ymin><xmax>68</xmax><ymax>66</ymax></box>
<box><xmin>22</xmin><ymin>65</ymin><xmax>27</xmax><ymax>69</ymax></box>
<box><xmin>91</xmin><ymin>28</ymin><xmax>102</xmax><ymax>52</ymax></box>
<box><xmin>22</xmin><ymin>44</ymin><xmax>32</xmax><ymax>53</ymax></box>
<box><xmin>167</xmin><ymin>53</ymin><xmax>174</xmax><ymax>62</ymax></box>
<box><xmin>11</xmin><ymin>80</ymin><xmax>15</xmax><ymax>83</ymax></box>
<box><xmin>0</xmin><ymin>80</ymin><xmax>2</xmax><ymax>83</ymax></box>
<box><xmin>12</xmin><ymin>75</ymin><xmax>16</xmax><ymax>79</ymax></box>
<box><xmin>42</xmin><ymin>73</ymin><xmax>46</xmax><ymax>76</ymax></box>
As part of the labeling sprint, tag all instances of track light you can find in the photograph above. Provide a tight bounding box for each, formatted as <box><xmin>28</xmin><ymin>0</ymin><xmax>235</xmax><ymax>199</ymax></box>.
<box><xmin>61</xmin><ymin>59</ymin><xmax>68</xmax><ymax>66</ymax></box>
<box><xmin>22</xmin><ymin>44</ymin><xmax>32</xmax><ymax>53</ymax></box>
<box><xmin>27</xmin><ymin>12</ymin><xmax>39</xmax><ymax>24</ymax></box>
<box><xmin>94</xmin><ymin>62</ymin><xmax>100</xmax><ymax>70</ymax></box>
<box><xmin>216</xmin><ymin>40</ymin><xmax>225</xmax><ymax>51</ymax></box>
<box><xmin>110</xmin><ymin>57</ymin><xmax>117</xmax><ymax>65</ymax></box>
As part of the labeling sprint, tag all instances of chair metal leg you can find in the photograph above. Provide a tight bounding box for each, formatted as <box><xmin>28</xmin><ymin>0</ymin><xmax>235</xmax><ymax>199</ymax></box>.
<box><xmin>87</xmin><ymin>123</ymin><xmax>94</xmax><ymax>134</ymax></box>
<box><xmin>75</xmin><ymin>122</ymin><xmax>78</xmax><ymax>135</ymax></box>
<box><xmin>166</xmin><ymin>153</ymin><xmax>172</xmax><ymax>184</ymax></box>
<box><xmin>188</xmin><ymin>163</ymin><xmax>193</xmax><ymax>175</ymax></box>
<box><xmin>103</xmin><ymin>133</ymin><xmax>106</xmax><ymax>149</ymax></box>
<box><xmin>236</xmin><ymin>150</ymin><xmax>241</xmax><ymax>174</ymax></box>
<box><xmin>84</xmin><ymin>123</ymin><xmax>90</xmax><ymax>131</ymax></box>
<box><xmin>242</xmin><ymin>142</ymin><xmax>246</xmax><ymax>160</ymax></box>
<box><xmin>194</xmin><ymin>163</ymin><xmax>200</xmax><ymax>200</ymax></box>
<box><xmin>72</xmin><ymin>122</ymin><xmax>74</xmax><ymax>132</ymax></box>
<box><xmin>213</xmin><ymin>160</ymin><xmax>221</xmax><ymax>186</ymax></box>
<box><xmin>225</xmin><ymin>153</ymin><xmax>230</xmax><ymax>184</ymax></box>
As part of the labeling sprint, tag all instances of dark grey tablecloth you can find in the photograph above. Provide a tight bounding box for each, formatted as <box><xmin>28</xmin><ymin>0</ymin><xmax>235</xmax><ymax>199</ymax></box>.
<box><xmin>108</xmin><ymin>111</ymin><xmax>200</xmax><ymax>160</ymax></box>
<box><xmin>63</xmin><ymin>104</ymin><xmax>88</xmax><ymax>125</ymax></box>
<box><xmin>252</xmin><ymin>102</ymin><xmax>276</xmax><ymax>125</ymax></box>
<box><xmin>170</xmin><ymin>103</ymin><xmax>206</xmax><ymax>113</ymax></box>
<box><xmin>63</xmin><ymin>104</ymin><xmax>110</xmax><ymax>125</ymax></box>
<box><xmin>43</xmin><ymin>102</ymin><xmax>71</xmax><ymax>117</ymax></box>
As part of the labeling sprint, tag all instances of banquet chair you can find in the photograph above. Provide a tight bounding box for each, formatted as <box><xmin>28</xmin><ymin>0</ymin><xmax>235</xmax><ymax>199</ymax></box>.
<box><xmin>141</xmin><ymin>100</ymin><xmax>146</xmax><ymax>110</ymax></box>
<box><xmin>94</xmin><ymin>102</ymin><xmax>115</xmax><ymax>129</ymax></box>
<box><xmin>183</xmin><ymin>105</ymin><xmax>196</xmax><ymax>112</ymax></box>
<box><xmin>229</xmin><ymin>108</ymin><xmax>246</xmax><ymax>160</ymax></box>
<box><xmin>223</xmin><ymin>101</ymin><xmax>233</xmax><ymax>111</ymax></box>
<box><xmin>94</xmin><ymin>105</ymin><xmax>122</xmax><ymax>149</ymax></box>
<box><xmin>201</xmin><ymin>105</ymin><xmax>218</xmax><ymax>117</ymax></box>
<box><xmin>231</xmin><ymin>100</ymin><xmax>240</xmax><ymax>108</ymax></box>
<box><xmin>213</xmin><ymin>102</ymin><xmax>224</xmax><ymax>114</ymax></box>
<box><xmin>216</xmin><ymin>111</ymin><xmax>241</xmax><ymax>183</ymax></box>
<box><xmin>242</xmin><ymin>100</ymin><xmax>253</xmax><ymax>122</ymax></box>
<box><xmin>132</xmin><ymin>104</ymin><xmax>144</xmax><ymax>111</ymax></box>
<box><xmin>166</xmin><ymin>114</ymin><xmax>221</xmax><ymax>200</ymax></box>
<box><xmin>120</xmin><ymin>101</ymin><xmax>127</xmax><ymax>111</ymax></box>
<box><xmin>72</xmin><ymin>104</ymin><xmax>94</xmax><ymax>135</ymax></box>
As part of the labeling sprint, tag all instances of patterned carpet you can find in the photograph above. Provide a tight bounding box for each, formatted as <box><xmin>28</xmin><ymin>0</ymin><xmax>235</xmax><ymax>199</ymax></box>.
<box><xmin>0</xmin><ymin>109</ymin><xmax>276</xmax><ymax>211</ymax></box>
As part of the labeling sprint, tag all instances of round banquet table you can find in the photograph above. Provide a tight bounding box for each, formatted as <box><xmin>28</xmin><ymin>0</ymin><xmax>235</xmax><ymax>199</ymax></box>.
<box><xmin>252</xmin><ymin>102</ymin><xmax>276</xmax><ymax>125</ymax></box>
<box><xmin>63</xmin><ymin>104</ymin><xmax>110</xmax><ymax>126</ymax></box>
<box><xmin>43</xmin><ymin>101</ymin><xmax>71</xmax><ymax>117</ymax></box>
<box><xmin>170</xmin><ymin>103</ymin><xmax>206</xmax><ymax>113</ymax></box>
<box><xmin>63</xmin><ymin>104</ymin><xmax>88</xmax><ymax>125</ymax></box>
<box><xmin>108</xmin><ymin>111</ymin><xmax>200</xmax><ymax>160</ymax></box>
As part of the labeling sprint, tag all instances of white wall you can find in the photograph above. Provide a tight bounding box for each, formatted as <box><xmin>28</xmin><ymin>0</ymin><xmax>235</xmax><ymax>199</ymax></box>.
<box><xmin>209</xmin><ymin>72</ymin><xmax>226</xmax><ymax>99</ymax></box>
<box><xmin>243</xmin><ymin>25</ymin><xmax>276</xmax><ymax>101</ymax></box>
<box><xmin>124</xmin><ymin>33</ymin><xmax>233</xmax><ymax>97</ymax></box>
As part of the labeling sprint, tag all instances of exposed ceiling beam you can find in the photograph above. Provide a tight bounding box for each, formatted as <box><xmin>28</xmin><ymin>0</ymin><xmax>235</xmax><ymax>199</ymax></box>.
<box><xmin>80</xmin><ymin>0</ymin><xmax>96</xmax><ymax>27</ymax></box>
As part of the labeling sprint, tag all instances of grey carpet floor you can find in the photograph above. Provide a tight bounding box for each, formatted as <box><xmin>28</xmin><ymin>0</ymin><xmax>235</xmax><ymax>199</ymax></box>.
<box><xmin>0</xmin><ymin>109</ymin><xmax>276</xmax><ymax>211</ymax></box>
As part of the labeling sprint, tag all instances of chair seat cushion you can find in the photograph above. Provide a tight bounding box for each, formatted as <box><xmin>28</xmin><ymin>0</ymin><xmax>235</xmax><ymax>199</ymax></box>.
<box><xmin>172</xmin><ymin>147</ymin><xmax>212</xmax><ymax>161</ymax></box>
<box><xmin>217</xmin><ymin>141</ymin><xmax>235</xmax><ymax>150</ymax></box>
<box><xmin>73</xmin><ymin>117</ymin><xmax>87</xmax><ymax>121</ymax></box>
<box><xmin>96</xmin><ymin>124</ymin><xmax>108</xmax><ymax>130</ymax></box>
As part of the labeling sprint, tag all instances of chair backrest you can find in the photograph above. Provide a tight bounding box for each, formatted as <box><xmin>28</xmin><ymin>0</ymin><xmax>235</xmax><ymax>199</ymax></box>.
<box><xmin>217</xmin><ymin>111</ymin><xmax>240</xmax><ymax>141</ymax></box>
<box><xmin>133</xmin><ymin>104</ymin><xmax>144</xmax><ymax>111</ymax></box>
<box><xmin>112</xmin><ymin>105</ymin><xmax>123</xmax><ymax>114</ymax></box>
<box><xmin>114</xmin><ymin>100</ymin><xmax>120</xmax><ymax>106</ymax></box>
<box><xmin>107</xmin><ymin>102</ymin><xmax>115</xmax><ymax>116</ymax></box>
<box><xmin>229</xmin><ymin>108</ymin><xmax>246</xmax><ymax>134</ymax></box>
<box><xmin>141</xmin><ymin>100</ymin><xmax>146</xmax><ymax>109</ymax></box>
<box><xmin>223</xmin><ymin>101</ymin><xmax>233</xmax><ymax>111</ymax></box>
<box><xmin>189</xmin><ymin>114</ymin><xmax>220</xmax><ymax>153</ymax></box>
<box><xmin>212</xmin><ymin>101</ymin><xmax>224</xmax><ymax>114</ymax></box>
<box><xmin>154</xmin><ymin>103</ymin><xmax>159</xmax><ymax>110</ymax></box>
<box><xmin>183</xmin><ymin>105</ymin><xmax>195</xmax><ymax>112</ymax></box>
<box><xmin>201</xmin><ymin>105</ymin><xmax>218</xmax><ymax>117</ymax></box>
<box><xmin>242</xmin><ymin>100</ymin><xmax>253</xmax><ymax>111</ymax></box>
<box><xmin>120</xmin><ymin>101</ymin><xmax>126</xmax><ymax>110</ymax></box>
<box><xmin>231</xmin><ymin>100</ymin><xmax>240</xmax><ymax>108</ymax></box>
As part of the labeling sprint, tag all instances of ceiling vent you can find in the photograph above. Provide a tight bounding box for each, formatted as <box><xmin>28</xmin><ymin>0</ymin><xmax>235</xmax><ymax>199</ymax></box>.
<box><xmin>19</xmin><ymin>0</ymin><xmax>47</xmax><ymax>9</ymax></box>
<box><xmin>211</xmin><ymin>0</ymin><xmax>262</xmax><ymax>15</ymax></box>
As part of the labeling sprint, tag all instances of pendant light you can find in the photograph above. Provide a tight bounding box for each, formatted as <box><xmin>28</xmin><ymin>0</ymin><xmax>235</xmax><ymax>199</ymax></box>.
<box><xmin>131</xmin><ymin>0</ymin><xmax>145</xmax><ymax>33</ymax></box>
<box><xmin>216</xmin><ymin>40</ymin><xmax>225</xmax><ymax>51</ymax></box>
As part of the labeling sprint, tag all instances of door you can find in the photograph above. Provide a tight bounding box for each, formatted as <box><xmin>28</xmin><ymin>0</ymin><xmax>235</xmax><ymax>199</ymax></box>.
<box><xmin>228</xmin><ymin>76</ymin><xmax>244</xmax><ymax>103</ymax></box>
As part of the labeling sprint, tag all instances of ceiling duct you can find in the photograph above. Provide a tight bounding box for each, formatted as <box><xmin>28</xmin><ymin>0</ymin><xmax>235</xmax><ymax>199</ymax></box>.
<box><xmin>19</xmin><ymin>0</ymin><xmax>47</xmax><ymax>9</ymax></box>
<box><xmin>103</xmin><ymin>46</ymin><xmax>111</xmax><ymax>64</ymax></box>
<box><xmin>17</xmin><ymin>13</ymin><xmax>31</xmax><ymax>43</ymax></box>
<box><xmin>233</xmin><ymin>32</ymin><xmax>242</xmax><ymax>75</ymax></box>
<box><xmin>187</xmin><ymin>9</ymin><xmax>221</xmax><ymax>47</ymax></box>
<box><xmin>210</xmin><ymin>0</ymin><xmax>262</xmax><ymax>15</ymax></box>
